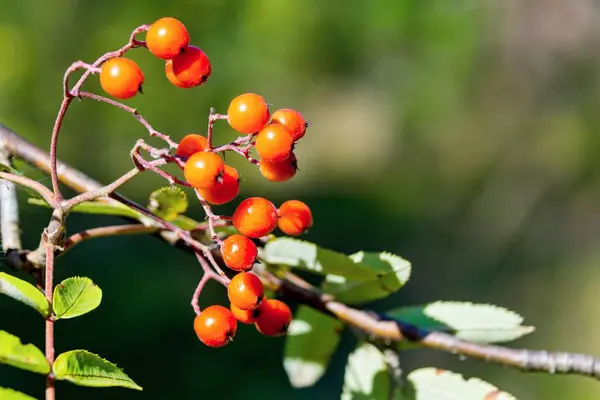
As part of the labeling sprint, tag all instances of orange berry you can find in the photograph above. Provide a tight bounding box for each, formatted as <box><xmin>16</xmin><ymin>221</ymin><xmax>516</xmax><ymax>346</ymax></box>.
<box><xmin>146</xmin><ymin>17</ymin><xmax>190</xmax><ymax>59</ymax></box>
<box><xmin>196</xmin><ymin>165</ymin><xmax>240</xmax><ymax>205</ymax></box>
<box><xmin>230</xmin><ymin>302</ymin><xmax>262</xmax><ymax>324</ymax></box>
<box><xmin>278</xmin><ymin>200</ymin><xmax>313</xmax><ymax>236</ymax></box>
<box><xmin>227</xmin><ymin>93</ymin><xmax>270</xmax><ymax>134</ymax></box>
<box><xmin>183</xmin><ymin>152</ymin><xmax>224</xmax><ymax>189</ymax></box>
<box><xmin>259</xmin><ymin>153</ymin><xmax>298</xmax><ymax>182</ymax></box>
<box><xmin>255</xmin><ymin>299</ymin><xmax>292</xmax><ymax>336</ymax></box>
<box><xmin>194</xmin><ymin>305</ymin><xmax>237</xmax><ymax>348</ymax></box>
<box><xmin>256</xmin><ymin>123</ymin><xmax>294</xmax><ymax>163</ymax></box>
<box><xmin>99</xmin><ymin>58</ymin><xmax>144</xmax><ymax>99</ymax></box>
<box><xmin>271</xmin><ymin>109</ymin><xmax>307</xmax><ymax>141</ymax></box>
<box><xmin>227</xmin><ymin>272</ymin><xmax>264</xmax><ymax>310</ymax></box>
<box><xmin>232</xmin><ymin>197</ymin><xmax>278</xmax><ymax>238</ymax></box>
<box><xmin>175</xmin><ymin>134</ymin><xmax>207</xmax><ymax>158</ymax></box>
<box><xmin>221</xmin><ymin>234</ymin><xmax>257</xmax><ymax>271</ymax></box>
<box><xmin>165</xmin><ymin>46</ymin><xmax>211</xmax><ymax>88</ymax></box>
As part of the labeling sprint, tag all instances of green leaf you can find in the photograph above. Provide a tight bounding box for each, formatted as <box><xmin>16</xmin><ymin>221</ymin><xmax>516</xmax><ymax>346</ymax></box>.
<box><xmin>387</xmin><ymin>302</ymin><xmax>534</xmax><ymax>344</ymax></box>
<box><xmin>0</xmin><ymin>331</ymin><xmax>51</xmax><ymax>374</ymax></box>
<box><xmin>53</xmin><ymin>277</ymin><xmax>102</xmax><ymax>320</ymax></box>
<box><xmin>28</xmin><ymin>198</ymin><xmax>142</xmax><ymax>219</ymax></box>
<box><xmin>0</xmin><ymin>387</ymin><xmax>37</xmax><ymax>400</ymax></box>
<box><xmin>53</xmin><ymin>350</ymin><xmax>142</xmax><ymax>390</ymax></box>
<box><xmin>341</xmin><ymin>342</ymin><xmax>390</xmax><ymax>400</ymax></box>
<box><xmin>405</xmin><ymin>367</ymin><xmax>516</xmax><ymax>399</ymax></box>
<box><xmin>0</xmin><ymin>162</ymin><xmax>22</xmax><ymax>175</ymax></box>
<box><xmin>0</xmin><ymin>272</ymin><xmax>49</xmax><ymax>317</ymax></box>
<box><xmin>262</xmin><ymin>238</ymin><xmax>383</xmax><ymax>280</ymax></box>
<box><xmin>147</xmin><ymin>186</ymin><xmax>188</xmax><ymax>221</ymax></box>
<box><xmin>283</xmin><ymin>306</ymin><xmax>343</xmax><ymax>388</ymax></box>
<box><xmin>172</xmin><ymin>215</ymin><xmax>199</xmax><ymax>230</ymax></box>
<box><xmin>323</xmin><ymin>252</ymin><xmax>411</xmax><ymax>304</ymax></box>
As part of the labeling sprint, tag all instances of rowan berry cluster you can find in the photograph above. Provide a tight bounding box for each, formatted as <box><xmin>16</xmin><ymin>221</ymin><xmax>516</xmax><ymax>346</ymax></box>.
<box><xmin>93</xmin><ymin>17</ymin><xmax>313</xmax><ymax>348</ymax></box>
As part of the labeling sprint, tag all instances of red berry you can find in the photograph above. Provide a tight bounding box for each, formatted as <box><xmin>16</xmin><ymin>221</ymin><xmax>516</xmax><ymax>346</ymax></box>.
<box><xmin>165</xmin><ymin>46</ymin><xmax>211</xmax><ymax>88</ymax></box>
<box><xmin>183</xmin><ymin>152</ymin><xmax>224</xmax><ymax>189</ymax></box>
<box><xmin>230</xmin><ymin>302</ymin><xmax>262</xmax><ymax>324</ymax></box>
<box><xmin>196</xmin><ymin>165</ymin><xmax>240</xmax><ymax>205</ymax></box>
<box><xmin>221</xmin><ymin>234</ymin><xmax>257</xmax><ymax>271</ymax></box>
<box><xmin>146</xmin><ymin>17</ymin><xmax>190</xmax><ymax>59</ymax></box>
<box><xmin>194</xmin><ymin>305</ymin><xmax>237</xmax><ymax>348</ymax></box>
<box><xmin>232</xmin><ymin>197</ymin><xmax>278</xmax><ymax>238</ymax></box>
<box><xmin>271</xmin><ymin>109</ymin><xmax>307</xmax><ymax>141</ymax></box>
<box><xmin>175</xmin><ymin>134</ymin><xmax>207</xmax><ymax>158</ymax></box>
<box><xmin>99</xmin><ymin>58</ymin><xmax>144</xmax><ymax>99</ymax></box>
<box><xmin>227</xmin><ymin>93</ymin><xmax>270</xmax><ymax>134</ymax></box>
<box><xmin>256</xmin><ymin>123</ymin><xmax>294</xmax><ymax>163</ymax></box>
<box><xmin>278</xmin><ymin>200</ymin><xmax>313</xmax><ymax>236</ymax></box>
<box><xmin>259</xmin><ymin>153</ymin><xmax>298</xmax><ymax>182</ymax></box>
<box><xmin>228</xmin><ymin>272</ymin><xmax>264</xmax><ymax>311</ymax></box>
<box><xmin>255</xmin><ymin>299</ymin><xmax>292</xmax><ymax>337</ymax></box>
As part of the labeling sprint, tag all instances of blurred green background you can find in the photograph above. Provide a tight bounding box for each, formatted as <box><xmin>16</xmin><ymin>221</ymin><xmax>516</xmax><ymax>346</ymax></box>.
<box><xmin>2</xmin><ymin>0</ymin><xmax>600</xmax><ymax>399</ymax></box>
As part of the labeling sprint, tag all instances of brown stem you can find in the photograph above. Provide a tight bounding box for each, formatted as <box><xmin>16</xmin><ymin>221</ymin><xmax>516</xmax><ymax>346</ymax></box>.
<box><xmin>49</xmin><ymin>97</ymin><xmax>72</xmax><ymax>200</ymax></box>
<box><xmin>0</xmin><ymin>171</ymin><xmax>57</xmax><ymax>207</ymax></box>
<box><xmin>62</xmin><ymin>224</ymin><xmax>158</xmax><ymax>254</ymax></box>
<box><xmin>44</xmin><ymin>245</ymin><xmax>55</xmax><ymax>400</ymax></box>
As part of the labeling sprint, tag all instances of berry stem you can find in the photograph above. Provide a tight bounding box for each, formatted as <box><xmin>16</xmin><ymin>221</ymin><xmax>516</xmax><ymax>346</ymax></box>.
<box><xmin>0</xmin><ymin>171</ymin><xmax>57</xmax><ymax>207</ymax></box>
<box><xmin>194</xmin><ymin>189</ymin><xmax>223</xmax><ymax>245</ymax></box>
<box><xmin>49</xmin><ymin>96</ymin><xmax>72</xmax><ymax>201</ymax></box>
<box><xmin>205</xmin><ymin>108</ymin><xmax>228</xmax><ymax>150</ymax></box>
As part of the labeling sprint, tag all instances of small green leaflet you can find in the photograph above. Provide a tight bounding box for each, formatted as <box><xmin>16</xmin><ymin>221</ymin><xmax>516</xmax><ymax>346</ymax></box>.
<box><xmin>387</xmin><ymin>302</ymin><xmax>534</xmax><ymax>344</ymax></box>
<box><xmin>341</xmin><ymin>342</ymin><xmax>390</xmax><ymax>400</ymax></box>
<box><xmin>53</xmin><ymin>350</ymin><xmax>142</xmax><ymax>390</ymax></box>
<box><xmin>28</xmin><ymin>198</ymin><xmax>142</xmax><ymax>219</ymax></box>
<box><xmin>0</xmin><ymin>272</ymin><xmax>49</xmax><ymax>317</ymax></box>
<box><xmin>0</xmin><ymin>387</ymin><xmax>36</xmax><ymax>400</ymax></box>
<box><xmin>0</xmin><ymin>331</ymin><xmax>51</xmax><ymax>374</ymax></box>
<box><xmin>323</xmin><ymin>251</ymin><xmax>411</xmax><ymax>304</ymax></box>
<box><xmin>283</xmin><ymin>306</ymin><xmax>343</xmax><ymax>388</ymax></box>
<box><xmin>403</xmin><ymin>368</ymin><xmax>516</xmax><ymax>400</ymax></box>
<box><xmin>147</xmin><ymin>186</ymin><xmax>188</xmax><ymax>221</ymax></box>
<box><xmin>53</xmin><ymin>277</ymin><xmax>102</xmax><ymax>320</ymax></box>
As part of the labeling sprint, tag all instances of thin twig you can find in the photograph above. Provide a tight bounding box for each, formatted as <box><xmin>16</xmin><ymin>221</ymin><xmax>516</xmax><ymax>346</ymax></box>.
<box><xmin>62</xmin><ymin>224</ymin><xmax>158</xmax><ymax>254</ymax></box>
<box><xmin>44</xmin><ymin>244</ymin><xmax>55</xmax><ymax>400</ymax></box>
<box><xmin>0</xmin><ymin>171</ymin><xmax>57</xmax><ymax>207</ymax></box>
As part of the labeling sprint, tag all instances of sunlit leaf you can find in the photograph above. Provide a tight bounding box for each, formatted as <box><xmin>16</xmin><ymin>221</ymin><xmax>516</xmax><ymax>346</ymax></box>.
<box><xmin>147</xmin><ymin>186</ymin><xmax>188</xmax><ymax>221</ymax></box>
<box><xmin>0</xmin><ymin>272</ymin><xmax>49</xmax><ymax>317</ymax></box>
<box><xmin>0</xmin><ymin>387</ymin><xmax>37</xmax><ymax>400</ymax></box>
<box><xmin>387</xmin><ymin>302</ymin><xmax>534</xmax><ymax>344</ymax></box>
<box><xmin>341</xmin><ymin>342</ymin><xmax>390</xmax><ymax>400</ymax></box>
<box><xmin>53</xmin><ymin>350</ymin><xmax>142</xmax><ymax>390</ymax></box>
<box><xmin>0</xmin><ymin>331</ymin><xmax>50</xmax><ymax>374</ymax></box>
<box><xmin>53</xmin><ymin>277</ymin><xmax>102</xmax><ymax>320</ymax></box>
<box><xmin>284</xmin><ymin>306</ymin><xmax>343</xmax><ymax>388</ymax></box>
<box><xmin>323</xmin><ymin>252</ymin><xmax>411</xmax><ymax>304</ymax></box>
<box><xmin>28</xmin><ymin>198</ymin><xmax>141</xmax><ymax>219</ymax></box>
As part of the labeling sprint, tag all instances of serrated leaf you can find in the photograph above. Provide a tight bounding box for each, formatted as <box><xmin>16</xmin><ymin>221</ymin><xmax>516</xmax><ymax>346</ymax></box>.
<box><xmin>263</xmin><ymin>238</ymin><xmax>382</xmax><ymax>280</ymax></box>
<box><xmin>0</xmin><ymin>272</ymin><xmax>49</xmax><ymax>317</ymax></box>
<box><xmin>0</xmin><ymin>331</ymin><xmax>51</xmax><ymax>374</ymax></box>
<box><xmin>28</xmin><ymin>198</ymin><xmax>142</xmax><ymax>219</ymax></box>
<box><xmin>53</xmin><ymin>350</ymin><xmax>142</xmax><ymax>390</ymax></box>
<box><xmin>323</xmin><ymin>252</ymin><xmax>411</xmax><ymax>304</ymax></box>
<box><xmin>341</xmin><ymin>342</ymin><xmax>390</xmax><ymax>400</ymax></box>
<box><xmin>387</xmin><ymin>302</ymin><xmax>534</xmax><ymax>344</ymax></box>
<box><xmin>147</xmin><ymin>186</ymin><xmax>188</xmax><ymax>221</ymax></box>
<box><xmin>0</xmin><ymin>387</ymin><xmax>37</xmax><ymax>400</ymax></box>
<box><xmin>284</xmin><ymin>306</ymin><xmax>343</xmax><ymax>388</ymax></box>
<box><xmin>405</xmin><ymin>368</ymin><xmax>516</xmax><ymax>400</ymax></box>
<box><xmin>53</xmin><ymin>277</ymin><xmax>102</xmax><ymax>320</ymax></box>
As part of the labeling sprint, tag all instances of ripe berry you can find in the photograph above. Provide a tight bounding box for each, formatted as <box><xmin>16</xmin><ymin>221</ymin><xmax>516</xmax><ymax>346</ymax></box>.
<box><xmin>259</xmin><ymin>153</ymin><xmax>298</xmax><ymax>182</ymax></box>
<box><xmin>165</xmin><ymin>46</ymin><xmax>211</xmax><ymax>88</ymax></box>
<box><xmin>227</xmin><ymin>272</ymin><xmax>264</xmax><ymax>310</ymax></box>
<box><xmin>146</xmin><ymin>17</ymin><xmax>190</xmax><ymax>59</ymax></box>
<box><xmin>183</xmin><ymin>152</ymin><xmax>224</xmax><ymax>189</ymax></box>
<box><xmin>256</xmin><ymin>123</ymin><xmax>294</xmax><ymax>163</ymax></box>
<box><xmin>255</xmin><ymin>299</ymin><xmax>292</xmax><ymax>336</ymax></box>
<box><xmin>271</xmin><ymin>109</ymin><xmax>307</xmax><ymax>141</ymax></box>
<box><xmin>194</xmin><ymin>305</ymin><xmax>237</xmax><ymax>348</ymax></box>
<box><xmin>232</xmin><ymin>197</ymin><xmax>278</xmax><ymax>238</ymax></box>
<box><xmin>221</xmin><ymin>234</ymin><xmax>257</xmax><ymax>271</ymax></box>
<box><xmin>99</xmin><ymin>58</ymin><xmax>144</xmax><ymax>99</ymax></box>
<box><xmin>197</xmin><ymin>165</ymin><xmax>240</xmax><ymax>205</ymax></box>
<box><xmin>175</xmin><ymin>134</ymin><xmax>207</xmax><ymax>159</ymax></box>
<box><xmin>278</xmin><ymin>200</ymin><xmax>313</xmax><ymax>236</ymax></box>
<box><xmin>230</xmin><ymin>303</ymin><xmax>262</xmax><ymax>324</ymax></box>
<box><xmin>227</xmin><ymin>93</ymin><xmax>270</xmax><ymax>134</ymax></box>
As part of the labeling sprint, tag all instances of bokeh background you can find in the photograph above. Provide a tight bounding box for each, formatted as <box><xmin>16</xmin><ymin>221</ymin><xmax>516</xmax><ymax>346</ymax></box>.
<box><xmin>1</xmin><ymin>1</ymin><xmax>600</xmax><ymax>399</ymax></box>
